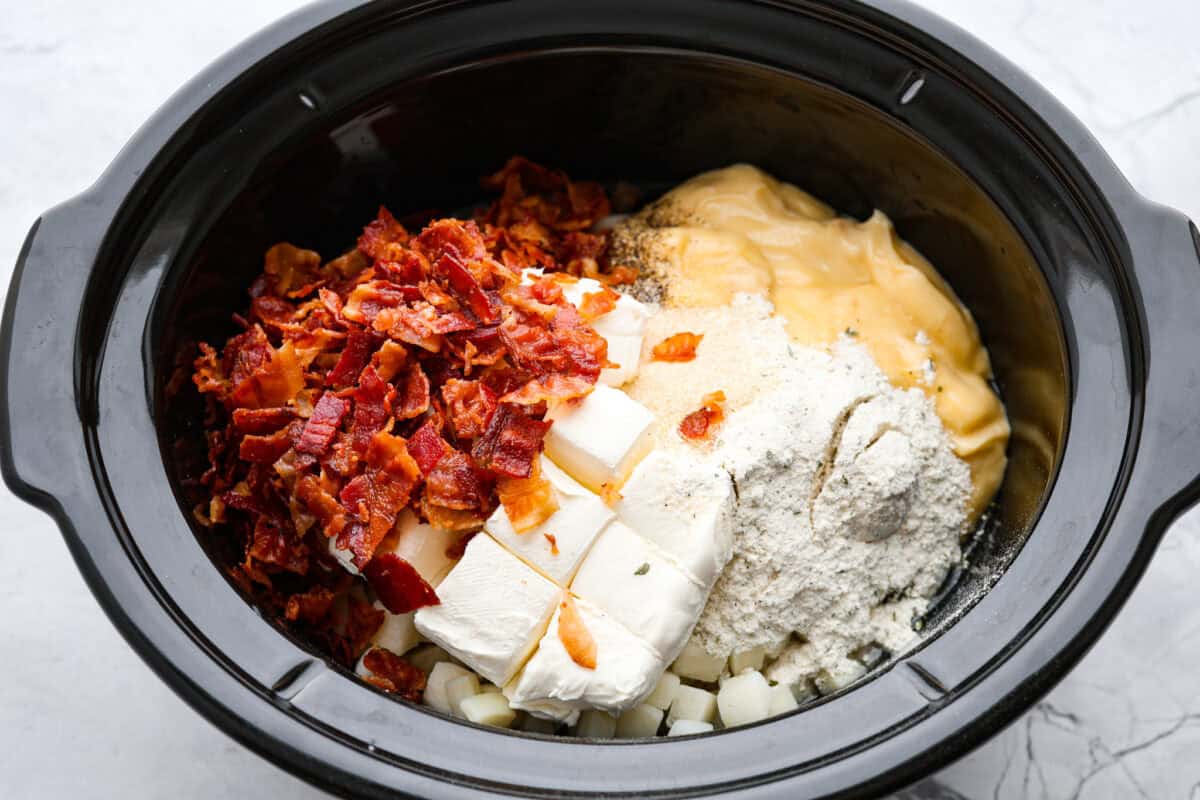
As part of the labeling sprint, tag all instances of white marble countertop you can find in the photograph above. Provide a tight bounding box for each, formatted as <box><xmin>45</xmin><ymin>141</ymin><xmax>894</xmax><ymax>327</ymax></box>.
<box><xmin>2</xmin><ymin>2</ymin><xmax>1198</xmax><ymax>798</ymax></box>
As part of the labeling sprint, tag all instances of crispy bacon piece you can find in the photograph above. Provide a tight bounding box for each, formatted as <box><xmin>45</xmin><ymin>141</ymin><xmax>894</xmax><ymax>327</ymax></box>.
<box><xmin>349</xmin><ymin>367</ymin><xmax>394</xmax><ymax>454</ymax></box>
<box><xmin>442</xmin><ymin>379</ymin><xmax>497</xmax><ymax>441</ymax></box>
<box><xmin>358</xmin><ymin>207</ymin><xmax>410</xmax><ymax>262</ymax></box>
<box><xmin>578</xmin><ymin>287</ymin><xmax>620</xmax><ymax>321</ymax></box>
<box><xmin>239</xmin><ymin>429</ymin><xmax>293</xmax><ymax>464</ymax></box>
<box><xmin>297</xmin><ymin>393</ymin><xmax>349</xmax><ymax>456</ymax></box>
<box><xmin>247</xmin><ymin>518</ymin><xmax>309</xmax><ymax>576</ymax></box>
<box><xmin>231</xmin><ymin>339</ymin><xmax>305</xmax><ymax>410</ymax></box>
<box><xmin>435</xmin><ymin>253</ymin><xmax>499</xmax><ymax>324</ymax></box>
<box><xmin>328</xmin><ymin>330</ymin><xmax>377</xmax><ymax>388</ymax></box>
<box><xmin>394</xmin><ymin>362</ymin><xmax>431</xmax><ymax>421</ymax></box>
<box><xmin>679</xmin><ymin>390</ymin><xmax>727</xmax><ymax>442</ymax></box>
<box><xmin>420</xmin><ymin>501</ymin><xmax>488</xmax><ymax>533</ymax></box>
<box><xmin>295</xmin><ymin>474</ymin><xmax>347</xmax><ymax>539</ymax></box>
<box><xmin>285</xmin><ymin>586</ymin><xmax>335</xmax><ymax>623</ymax></box>
<box><xmin>232</xmin><ymin>407</ymin><xmax>294</xmax><ymax>435</ymax></box>
<box><xmin>363</xmin><ymin>553</ymin><xmax>440</xmax><ymax>615</ymax></box>
<box><xmin>558</xmin><ymin>593</ymin><xmax>597</xmax><ymax>669</ymax></box>
<box><xmin>360</xmin><ymin>647</ymin><xmax>427</xmax><ymax>701</ymax></box>
<box><xmin>371</xmin><ymin>340</ymin><xmax>409</xmax><ymax>383</ymax></box>
<box><xmin>500</xmin><ymin>374</ymin><xmax>594</xmax><ymax>406</ymax></box>
<box><xmin>651</xmin><ymin>331</ymin><xmax>704</xmax><ymax>363</ymax></box>
<box><xmin>342</xmin><ymin>281</ymin><xmax>414</xmax><ymax>326</ymax></box>
<box><xmin>264</xmin><ymin>242</ymin><xmax>322</xmax><ymax>297</ymax></box>
<box><xmin>407</xmin><ymin>417</ymin><xmax>450</xmax><ymax>475</ymax></box>
<box><xmin>496</xmin><ymin>461</ymin><xmax>559</xmax><ymax>533</ymax></box>
<box><xmin>544</xmin><ymin>533</ymin><xmax>559</xmax><ymax>555</ymax></box>
<box><xmin>471</xmin><ymin>404</ymin><xmax>551</xmax><ymax>479</ymax></box>
<box><xmin>337</xmin><ymin>431</ymin><xmax>422</xmax><ymax>566</ymax></box>
<box><xmin>425</xmin><ymin>449</ymin><xmax>486</xmax><ymax>511</ymax></box>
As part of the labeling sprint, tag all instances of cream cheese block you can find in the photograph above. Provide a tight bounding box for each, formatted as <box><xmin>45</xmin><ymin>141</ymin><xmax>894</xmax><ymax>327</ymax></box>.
<box><xmin>544</xmin><ymin>385</ymin><xmax>655</xmax><ymax>494</ymax></box>
<box><xmin>616</xmin><ymin>450</ymin><xmax>735</xmax><ymax>587</ymax></box>
<box><xmin>505</xmin><ymin>596</ymin><xmax>664</xmax><ymax>725</ymax></box>
<box><xmin>485</xmin><ymin>457</ymin><xmax>614</xmax><ymax>584</ymax></box>
<box><xmin>569</xmin><ymin>520</ymin><xmax>706</xmax><ymax>664</ymax></box>
<box><xmin>414</xmin><ymin>534</ymin><xmax>559</xmax><ymax>687</ymax></box>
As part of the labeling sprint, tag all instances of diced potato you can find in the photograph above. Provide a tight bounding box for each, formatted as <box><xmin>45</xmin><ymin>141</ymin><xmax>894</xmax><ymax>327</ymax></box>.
<box><xmin>520</xmin><ymin>713</ymin><xmax>558</xmax><ymax>734</ymax></box>
<box><xmin>668</xmin><ymin>719</ymin><xmax>715</xmax><ymax>736</ymax></box>
<box><xmin>672</xmin><ymin>641</ymin><xmax>726</xmax><ymax>683</ymax></box>
<box><xmin>717</xmin><ymin>670</ymin><xmax>772</xmax><ymax>727</ymax></box>
<box><xmin>667</xmin><ymin>684</ymin><xmax>718</xmax><ymax>726</ymax></box>
<box><xmin>813</xmin><ymin>659</ymin><xmax>867</xmax><ymax>695</ymax></box>
<box><xmin>767</xmin><ymin>683</ymin><xmax>799</xmax><ymax>716</ymax></box>
<box><xmin>729</xmin><ymin>646</ymin><xmax>765</xmax><ymax>675</ymax></box>
<box><xmin>644</xmin><ymin>672</ymin><xmax>681</xmax><ymax>710</ymax></box>
<box><xmin>424</xmin><ymin>662</ymin><xmax>472</xmax><ymax>714</ymax></box>
<box><xmin>445</xmin><ymin>672</ymin><xmax>481</xmax><ymax>717</ymax></box>
<box><xmin>407</xmin><ymin>644</ymin><xmax>456</xmax><ymax>674</ymax></box>
<box><xmin>371</xmin><ymin>608</ymin><xmax>420</xmax><ymax>656</ymax></box>
<box><xmin>614</xmin><ymin>704</ymin><xmax>664</xmax><ymax>738</ymax></box>
<box><xmin>576</xmin><ymin>709</ymin><xmax>618</xmax><ymax>738</ymax></box>
<box><xmin>460</xmin><ymin>692</ymin><xmax>517</xmax><ymax>728</ymax></box>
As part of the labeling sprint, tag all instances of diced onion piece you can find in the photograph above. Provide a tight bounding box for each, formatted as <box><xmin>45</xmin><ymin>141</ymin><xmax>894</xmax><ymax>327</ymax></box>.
<box><xmin>672</xmin><ymin>641</ymin><xmax>726</xmax><ymax>683</ymax></box>
<box><xmin>767</xmin><ymin>683</ymin><xmax>800</xmax><ymax>716</ymax></box>
<box><xmin>445</xmin><ymin>672</ymin><xmax>481</xmax><ymax>717</ymax></box>
<box><xmin>667</xmin><ymin>684</ymin><xmax>718</xmax><ymax>726</ymax></box>
<box><xmin>668</xmin><ymin>720</ymin><xmax>715</xmax><ymax>737</ymax></box>
<box><xmin>716</xmin><ymin>670</ymin><xmax>772</xmax><ymax>728</ymax></box>
<box><xmin>644</xmin><ymin>671</ymin><xmax>681</xmax><ymax>710</ymax></box>
<box><xmin>729</xmin><ymin>646</ymin><xmax>765</xmax><ymax>675</ymax></box>
<box><xmin>614</xmin><ymin>704</ymin><xmax>664</xmax><ymax>738</ymax></box>
<box><xmin>424</xmin><ymin>662</ymin><xmax>472</xmax><ymax>714</ymax></box>
<box><xmin>460</xmin><ymin>692</ymin><xmax>517</xmax><ymax>728</ymax></box>
<box><xmin>575</xmin><ymin>709</ymin><xmax>618</xmax><ymax>738</ymax></box>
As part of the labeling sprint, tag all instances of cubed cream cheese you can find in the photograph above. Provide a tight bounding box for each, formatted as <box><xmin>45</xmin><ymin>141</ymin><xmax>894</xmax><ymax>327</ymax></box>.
<box><xmin>485</xmin><ymin>457</ymin><xmax>614</xmax><ymax>584</ymax></box>
<box><xmin>616</xmin><ymin>450</ymin><xmax>734</xmax><ymax>587</ymax></box>
<box><xmin>414</xmin><ymin>534</ymin><xmax>559</xmax><ymax>687</ymax></box>
<box><xmin>569</xmin><ymin>520</ymin><xmax>706</xmax><ymax>663</ymax></box>
<box><xmin>505</xmin><ymin>596</ymin><xmax>664</xmax><ymax>724</ymax></box>
<box><xmin>544</xmin><ymin>385</ymin><xmax>655</xmax><ymax>494</ymax></box>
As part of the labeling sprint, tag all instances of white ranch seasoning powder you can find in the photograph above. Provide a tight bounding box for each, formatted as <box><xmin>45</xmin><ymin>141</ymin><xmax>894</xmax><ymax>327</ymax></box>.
<box><xmin>626</xmin><ymin>294</ymin><xmax>971</xmax><ymax>686</ymax></box>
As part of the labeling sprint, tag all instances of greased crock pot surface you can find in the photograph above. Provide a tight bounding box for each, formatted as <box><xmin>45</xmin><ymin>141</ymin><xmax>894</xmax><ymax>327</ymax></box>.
<box><xmin>3</xmin><ymin>1</ymin><xmax>1200</xmax><ymax>797</ymax></box>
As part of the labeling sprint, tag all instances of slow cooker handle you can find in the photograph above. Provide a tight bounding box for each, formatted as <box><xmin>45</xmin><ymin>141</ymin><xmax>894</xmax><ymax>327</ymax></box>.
<box><xmin>1127</xmin><ymin>206</ymin><xmax>1200</xmax><ymax>524</ymax></box>
<box><xmin>0</xmin><ymin>196</ymin><xmax>99</xmax><ymax>510</ymax></box>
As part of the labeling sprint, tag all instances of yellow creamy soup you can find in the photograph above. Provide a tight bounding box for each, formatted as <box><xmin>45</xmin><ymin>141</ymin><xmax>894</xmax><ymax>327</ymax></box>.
<box><xmin>622</xmin><ymin>164</ymin><xmax>1009</xmax><ymax>518</ymax></box>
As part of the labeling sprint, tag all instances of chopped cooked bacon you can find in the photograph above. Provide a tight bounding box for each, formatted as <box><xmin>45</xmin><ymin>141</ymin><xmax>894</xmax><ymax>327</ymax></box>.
<box><xmin>679</xmin><ymin>390</ymin><xmax>727</xmax><ymax>441</ymax></box>
<box><xmin>349</xmin><ymin>367</ymin><xmax>394</xmax><ymax>454</ymax></box>
<box><xmin>360</xmin><ymin>647</ymin><xmax>426</xmax><ymax>701</ymax></box>
<box><xmin>358</xmin><ymin>207</ymin><xmax>410</xmax><ymax>262</ymax></box>
<box><xmin>471</xmin><ymin>404</ymin><xmax>551</xmax><ymax>479</ymax></box>
<box><xmin>285</xmin><ymin>586</ymin><xmax>335</xmax><ymax>623</ymax></box>
<box><xmin>264</xmin><ymin>242</ymin><xmax>322</xmax><ymax>296</ymax></box>
<box><xmin>296</xmin><ymin>393</ymin><xmax>349</xmax><ymax>456</ymax></box>
<box><xmin>496</xmin><ymin>461</ymin><xmax>559</xmax><ymax>533</ymax></box>
<box><xmin>500</xmin><ymin>374</ymin><xmax>594</xmax><ymax>406</ymax></box>
<box><xmin>558</xmin><ymin>593</ymin><xmax>597</xmax><ymax>669</ymax></box>
<box><xmin>194</xmin><ymin>159</ymin><xmax>625</xmax><ymax>681</ymax></box>
<box><xmin>578</xmin><ymin>286</ymin><xmax>620</xmax><ymax>321</ymax></box>
<box><xmin>425</xmin><ymin>449</ymin><xmax>486</xmax><ymax>511</ymax></box>
<box><xmin>327</xmin><ymin>330</ymin><xmax>377</xmax><ymax>388</ymax></box>
<box><xmin>442</xmin><ymin>379</ymin><xmax>497</xmax><ymax>441</ymax></box>
<box><xmin>651</xmin><ymin>331</ymin><xmax>704</xmax><ymax>363</ymax></box>
<box><xmin>394</xmin><ymin>362</ymin><xmax>431</xmax><ymax>421</ymax></box>
<box><xmin>364</xmin><ymin>553</ymin><xmax>440</xmax><ymax>614</ymax></box>
<box><xmin>544</xmin><ymin>533</ymin><xmax>559</xmax><ymax>555</ymax></box>
<box><xmin>232</xmin><ymin>407</ymin><xmax>294</xmax><ymax>434</ymax></box>
<box><xmin>407</xmin><ymin>417</ymin><xmax>449</xmax><ymax>475</ymax></box>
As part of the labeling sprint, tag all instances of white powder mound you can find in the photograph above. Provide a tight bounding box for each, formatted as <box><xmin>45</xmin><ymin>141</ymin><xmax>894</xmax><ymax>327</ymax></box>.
<box><xmin>627</xmin><ymin>299</ymin><xmax>971</xmax><ymax>685</ymax></box>
<box><xmin>627</xmin><ymin>294</ymin><xmax>794</xmax><ymax>447</ymax></box>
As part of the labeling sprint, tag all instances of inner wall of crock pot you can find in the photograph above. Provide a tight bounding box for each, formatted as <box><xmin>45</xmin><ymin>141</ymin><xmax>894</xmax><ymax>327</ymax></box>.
<box><xmin>156</xmin><ymin>49</ymin><xmax>1067</xmax><ymax>686</ymax></box>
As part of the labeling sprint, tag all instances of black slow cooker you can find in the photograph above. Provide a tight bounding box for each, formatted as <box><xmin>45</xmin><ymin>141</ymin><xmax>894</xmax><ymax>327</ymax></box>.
<box><xmin>4</xmin><ymin>1</ymin><xmax>1199</xmax><ymax>797</ymax></box>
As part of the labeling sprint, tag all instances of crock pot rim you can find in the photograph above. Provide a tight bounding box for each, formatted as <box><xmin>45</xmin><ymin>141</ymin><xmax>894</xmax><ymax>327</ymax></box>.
<box><xmin>4</xmin><ymin>1</ymin><xmax>1200</xmax><ymax>798</ymax></box>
